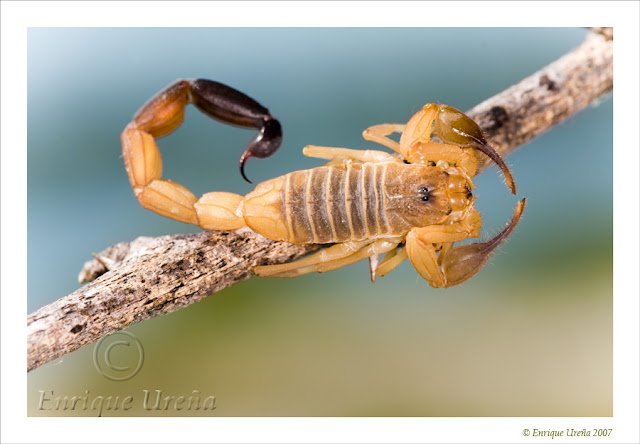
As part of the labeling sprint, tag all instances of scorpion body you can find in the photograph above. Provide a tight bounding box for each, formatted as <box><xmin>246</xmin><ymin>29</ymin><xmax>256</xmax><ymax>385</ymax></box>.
<box><xmin>243</xmin><ymin>162</ymin><xmax>472</xmax><ymax>244</ymax></box>
<box><xmin>122</xmin><ymin>79</ymin><xmax>525</xmax><ymax>287</ymax></box>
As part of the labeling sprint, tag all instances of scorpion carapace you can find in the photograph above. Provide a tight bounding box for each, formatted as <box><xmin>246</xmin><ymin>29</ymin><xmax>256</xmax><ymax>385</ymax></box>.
<box><xmin>122</xmin><ymin>79</ymin><xmax>525</xmax><ymax>288</ymax></box>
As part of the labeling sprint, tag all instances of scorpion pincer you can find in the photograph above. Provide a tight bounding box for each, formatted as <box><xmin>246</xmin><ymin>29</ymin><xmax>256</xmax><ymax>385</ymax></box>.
<box><xmin>121</xmin><ymin>79</ymin><xmax>525</xmax><ymax>288</ymax></box>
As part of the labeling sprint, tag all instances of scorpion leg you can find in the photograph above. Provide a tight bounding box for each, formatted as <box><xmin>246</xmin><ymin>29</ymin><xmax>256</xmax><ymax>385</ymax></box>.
<box><xmin>375</xmin><ymin>246</ymin><xmax>409</xmax><ymax>277</ymax></box>
<box><xmin>368</xmin><ymin>254</ymin><xmax>380</xmax><ymax>282</ymax></box>
<box><xmin>315</xmin><ymin>239</ymin><xmax>399</xmax><ymax>274</ymax></box>
<box><xmin>302</xmin><ymin>146</ymin><xmax>401</xmax><ymax>163</ymax></box>
<box><xmin>122</xmin><ymin>79</ymin><xmax>281</xmax><ymax>227</ymax></box>
<box><xmin>254</xmin><ymin>240</ymin><xmax>373</xmax><ymax>277</ymax></box>
<box><xmin>260</xmin><ymin>239</ymin><xmax>400</xmax><ymax>280</ymax></box>
<box><xmin>362</xmin><ymin>124</ymin><xmax>406</xmax><ymax>154</ymax></box>
<box><xmin>406</xmin><ymin>200</ymin><xmax>525</xmax><ymax>287</ymax></box>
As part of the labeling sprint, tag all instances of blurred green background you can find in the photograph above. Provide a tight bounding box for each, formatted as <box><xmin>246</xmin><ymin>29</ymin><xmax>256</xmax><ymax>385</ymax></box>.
<box><xmin>27</xmin><ymin>28</ymin><xmax>611</xmax><ymax>416</ymax></box>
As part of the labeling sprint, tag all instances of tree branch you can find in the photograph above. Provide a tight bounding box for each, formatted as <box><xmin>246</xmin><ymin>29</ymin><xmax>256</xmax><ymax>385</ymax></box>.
<box><xmin>27</xmin><ymin>29</ymin><xmax>613</xmax><ymax>372</ymax></box>
<box><xmin>468</xmin><ymin>30</ymin><xmax>613</xmax><ymax>173</ymax></box>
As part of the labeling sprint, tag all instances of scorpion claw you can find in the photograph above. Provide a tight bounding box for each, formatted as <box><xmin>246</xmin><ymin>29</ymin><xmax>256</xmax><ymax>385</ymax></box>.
<box><xmin>468</xmin><ymin>138</ymin><xmax>516</xmax><ymax>195</ymax></box>
<box><xmin>434</xmin><ymin>104</ymin><xmax>516</xmax><ymax>195</ymax></box>
<box><xmin>440</xmin><ymin>198</ymin><xmax>526</xmax><ymax>286</ymax></box>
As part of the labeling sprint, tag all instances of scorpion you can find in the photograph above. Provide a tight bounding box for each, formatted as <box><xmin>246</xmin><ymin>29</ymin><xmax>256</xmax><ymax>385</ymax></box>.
<box><xmin>121</xmin><ymin>79</ymin><xmax>525</xmax><ymax>288</ymax></box>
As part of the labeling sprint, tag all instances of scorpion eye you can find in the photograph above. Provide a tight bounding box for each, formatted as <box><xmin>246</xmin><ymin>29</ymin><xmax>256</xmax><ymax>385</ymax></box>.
<box><xmin>466</xmin><ymin>184</ymin><xmax>473</xmax><ymax>198</ymax></box>
<box><xmin>418</xmin><ymin>186</ymin><xmax>431</xmax><ymax>203</ymax></box>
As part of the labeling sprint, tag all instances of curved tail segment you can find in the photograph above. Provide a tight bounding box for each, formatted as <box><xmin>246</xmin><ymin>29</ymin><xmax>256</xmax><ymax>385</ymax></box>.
<box><xmin>121</xmin><ymin>79</ymin><xmax>282</xmax><ymax>228</ymax></box>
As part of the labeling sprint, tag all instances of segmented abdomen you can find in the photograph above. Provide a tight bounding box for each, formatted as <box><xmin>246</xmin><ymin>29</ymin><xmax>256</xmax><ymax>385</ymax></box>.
<box><xmin>282</xmin><ymin>163</ymin><xmax>397</xmax><ymax>244</ymax></box>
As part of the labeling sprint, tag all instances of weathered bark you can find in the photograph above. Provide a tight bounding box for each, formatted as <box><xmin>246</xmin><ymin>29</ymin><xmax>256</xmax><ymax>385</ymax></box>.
<box><xmin>468</xmin><ymin>31</ymin><xmax>613</xmax><ymax>173</ymax></box>
<box><xmin>27</xmin><ymin>230</ymin><xmax>320</xmax><ymax>371</ymax></box>
<box><xmin>27</xmin><ymin>29</ymin><xmax>613</xmax><ymax>372</ymax></box>
<box><xmin>589</xmin><ymin>27</ymin><xmax>613</xmax><ymax>40</ymax></box>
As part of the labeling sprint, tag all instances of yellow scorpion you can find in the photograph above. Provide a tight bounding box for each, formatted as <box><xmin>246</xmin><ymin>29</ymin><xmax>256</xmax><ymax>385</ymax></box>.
<box><xmin>122</xmin><ymin>79</ymin><xmax>525</xmax><ymax>288</ymax></box>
